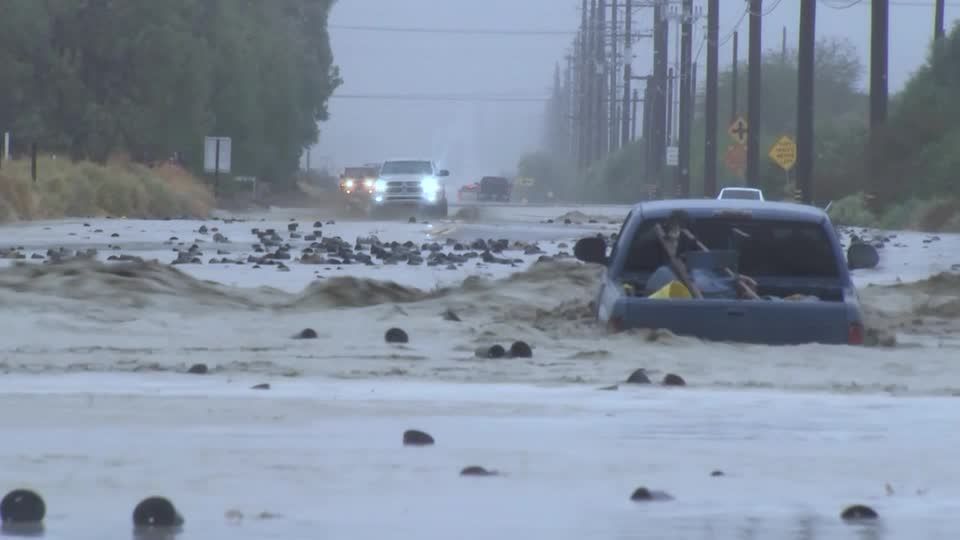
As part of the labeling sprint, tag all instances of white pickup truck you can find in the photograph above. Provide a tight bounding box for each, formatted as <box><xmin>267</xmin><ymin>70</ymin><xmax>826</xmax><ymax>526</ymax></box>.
<box><xmin>369</xmin><ymin>159</ymin><xmax>450</xmax><ymax>218</ymax></box>
<box><xmin>717</xmin><ymin>187</ymin><xmax>764</xmax><ymax>201</ymax></box>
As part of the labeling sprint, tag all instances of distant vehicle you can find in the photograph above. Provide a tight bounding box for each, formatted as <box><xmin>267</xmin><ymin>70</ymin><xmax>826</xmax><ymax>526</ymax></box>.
<box><xmin>458</xmin><ymin>182</ymin><xmax>480</xmax><ymax>202</ymax></box>
<box><xmin>370</xmin><ymin>159</ymin><xmax>449</xmax><ymax>218</ymax></box>
<box><xmin>339</xmin><ymin>166</ymin><xmax>379</xmax><ymax>208</ymax></box>
<box><xmin>573</xmin><ymin>199</ymin><xmax>878</xmax><ymax>346</ymax></box>
<box><xmin>717</xmin><ymin>187</ymin><xmax>765</xmax><ymax>201</ymax></box>
<box><xmin>478</xmin><ymin>176</ymin><xmax>511</xmax><ymax>202</ymax></box>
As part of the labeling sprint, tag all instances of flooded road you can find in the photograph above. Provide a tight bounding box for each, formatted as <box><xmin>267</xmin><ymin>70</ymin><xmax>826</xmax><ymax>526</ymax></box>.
<box><xmin>1</xmin><ymin>205</ymin><xmax>959</xmax><ymax>539</ymax></box>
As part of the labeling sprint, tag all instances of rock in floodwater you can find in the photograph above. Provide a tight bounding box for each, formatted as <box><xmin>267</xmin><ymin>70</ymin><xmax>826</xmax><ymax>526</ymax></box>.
<box><xmin>626</xmin><ymin>369</ymin><xmax>651</xmax><ymax>384</ymax></box>
<box><xmin>841</xmin><ymin>504</ymin><xmax>879</xmax><ymax>521</ymax></box>
<box><xmin>251</xmin><ymin>383</ymin><xmax>271</xmax><ymax>390</ymax></box>
<box><xmin>629</xmin><ymin>487</ymin><xmax>674</xmax><ymax>502</ymax></box>
<box><xmin>187</xmin><ymin>363</ymin><xmax>208</xmax><ymax>375</ymax></box>
<box><xmin>403</xmin><ymin>429</ymin><xmax>435</xmax><ymax>446</ymax></box>
<box><xmin>442</xmin><ymin>309</ymin><xmax>461</xmax><ymax>322</ymax></box>
<box><xmin>385</xmin><ymin>327</ymin><xmax>409</xmax><ymax>344</ymax></box>
<box><xmin>460</xmin><ymin>466</ymin><xmax>499</xmax><ymax>477</ymax></box>
<box><xmin>662</xmin><ymin>373</ymin><xmax>686</xmax><ymax>387</ymax></box>
<box><xmin>509</xmin><ymin>340</ymin><xmax>533</xmax><ymax>358</ymax></box>
<box><xmin>294</xmin><ymin>328</ymin><xmax>318</xmax><ymax>340</ymax></box>
<box><xmin>0</xmin><ymin>489</ymin><xmax>46</xmax><ymax>523</ymax></box>
<box><xmin>710</xmin><ymin>470</ymin><xmax>725</xmax><ymax>477</ymax></box>
<box><xmin>132</xmin><ymin>496</ymin><xmax>184</xmax><ymax>528</ymax></box>
<box><xmin>475</xmin><ymin>345</ymin><xmax>506</xmax><ymax>359</ymax></box>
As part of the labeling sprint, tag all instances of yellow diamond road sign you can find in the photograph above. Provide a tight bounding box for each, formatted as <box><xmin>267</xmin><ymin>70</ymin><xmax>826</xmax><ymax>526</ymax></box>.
<box><xmin>727</xmin><ymin>116</ymin><xmax>749</xmax><ymax>145</ymax></box>
<box><xmin>768</xmin><ymin>135</ymin><xmax>797</xmax><ymax>171</ymax></box>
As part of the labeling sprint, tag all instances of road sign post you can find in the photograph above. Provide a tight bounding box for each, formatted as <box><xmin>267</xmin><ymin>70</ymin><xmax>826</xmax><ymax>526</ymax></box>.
<box><xmin>204</xmin><ymin>136</ymin><xmax>232</xmax><ymax>197</ymax></box>
<box><xmin>768</xmin><ymin>135</ymin><xmax>797</xmax><ymax>171</ymax></box>
<box><xmin>728</xmin><ymin>116</ymin><xmax>749</xmax><ymax>145</ymax></box>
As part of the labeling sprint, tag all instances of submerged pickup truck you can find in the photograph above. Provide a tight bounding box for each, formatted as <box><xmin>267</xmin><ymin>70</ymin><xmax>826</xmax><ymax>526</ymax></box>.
<box><xmin>574</xmin><ymin>199</ymin><xmax>877</xmax><ymax>346</ymax></box>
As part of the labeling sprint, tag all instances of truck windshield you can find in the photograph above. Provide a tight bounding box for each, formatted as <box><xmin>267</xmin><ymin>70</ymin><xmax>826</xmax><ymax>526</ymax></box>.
<box><xmin>380</xmin><ymin>161</ymin><xmax>433</xmax><ymax>175</ymax></box>
<box><xmin>721</xmin><ymin>189</ymin><xmax>761</xmax><ymax>200</ymax></box>
<box><xmin>622</xmin><ymin>217</ymin><xmax>840</xmax><ymax>278</ymax></box>
<box><xmin>344</xmin><ymin>168</ymin><xmax>376</xmax><ymax>178</ymax></box>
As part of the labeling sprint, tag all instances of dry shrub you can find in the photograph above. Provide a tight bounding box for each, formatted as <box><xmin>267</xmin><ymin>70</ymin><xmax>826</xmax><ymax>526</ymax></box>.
<box><xmin>917</xmin><ymin>200</ymin><xmax>960</xmax><ymax>232</ymax></box>
<box><xmin>0</xmin><ymin>157</ymin><xmax>213</xmax><ymax>222</ymax></box>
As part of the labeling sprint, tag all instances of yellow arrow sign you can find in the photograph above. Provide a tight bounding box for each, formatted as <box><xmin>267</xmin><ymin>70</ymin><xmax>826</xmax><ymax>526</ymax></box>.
<box><xmin>727</xmin><ymin>116</ymin><xmax>749</xmax><ymax>145</ymax></box>
<box><xmin>768</xmin><ymin>135</ymin><xmax>797</xmax><ymax>171</ymax></box>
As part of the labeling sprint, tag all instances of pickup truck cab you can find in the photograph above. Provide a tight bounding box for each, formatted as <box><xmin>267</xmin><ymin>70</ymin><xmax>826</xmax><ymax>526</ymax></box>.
<box><xmin>370</xmin><ymin>159</ymin><xmax>450</xmax><ymax>218</ymax></box>
<box><xmin>717</xmin><ymin>187</ymin><xmax>764</xmax><ymax>201</ymax></box>
<box><xmin>574</xmin><ymin>199</ymin><xmax>876</xmax><ymax>346</ymax></box>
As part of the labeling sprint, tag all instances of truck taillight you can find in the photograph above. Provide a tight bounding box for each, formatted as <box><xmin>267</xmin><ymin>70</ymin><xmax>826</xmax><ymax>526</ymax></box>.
<box><xmin>848</xmin><ymin>322</ymin><xmax>865</xmax><ymax>345</ymax></box>
<box><xmin>608</xmin><ymin>315</ymin><xmax>625</xmax><ymax>334</ymax></box>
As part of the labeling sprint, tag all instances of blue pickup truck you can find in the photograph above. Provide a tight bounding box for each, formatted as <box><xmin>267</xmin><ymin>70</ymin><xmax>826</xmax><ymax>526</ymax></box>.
<box><xmin>574</xmin><ymin>199</ymin><xmax>876</xmax><ymax>346</ymax></box>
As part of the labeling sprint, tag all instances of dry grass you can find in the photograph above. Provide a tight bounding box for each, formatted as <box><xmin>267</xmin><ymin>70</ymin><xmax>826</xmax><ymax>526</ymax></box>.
<box><xmin>0</xmin><ymin>156</ymin><xmax>213</xmax><ymax>222</ymax></box>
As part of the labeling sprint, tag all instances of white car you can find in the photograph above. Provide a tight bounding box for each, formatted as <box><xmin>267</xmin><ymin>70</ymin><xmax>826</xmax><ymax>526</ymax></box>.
<box><xmin>370</xmin><ymin>159</ymin><xmax>450</xmax><ymax>218</ymax></box>
<box><xmin>717</xmin><ymin>187</ymin><xmax>764</xmax><ymax>201</ymax></box>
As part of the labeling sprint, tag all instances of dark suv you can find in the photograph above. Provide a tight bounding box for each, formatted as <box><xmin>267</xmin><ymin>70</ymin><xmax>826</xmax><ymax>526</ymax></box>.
<box><xmin>478</xmin><ymin>176</ymin><xmax>511</xmax><ymax>202</ymax></box>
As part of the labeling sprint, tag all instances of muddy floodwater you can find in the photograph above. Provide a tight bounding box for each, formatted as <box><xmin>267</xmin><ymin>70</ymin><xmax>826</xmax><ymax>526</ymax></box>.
<box><xmin>1</xmin><ymin>206</ymin><xmax>959</xmax><ymax>539</ymax></box>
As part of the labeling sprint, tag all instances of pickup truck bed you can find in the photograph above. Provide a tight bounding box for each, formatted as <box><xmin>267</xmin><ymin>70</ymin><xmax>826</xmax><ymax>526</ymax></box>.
<box><xmin>577</xmin><ymin>199</ymin><xmax>869</xmax><ymax>346</ymax></box>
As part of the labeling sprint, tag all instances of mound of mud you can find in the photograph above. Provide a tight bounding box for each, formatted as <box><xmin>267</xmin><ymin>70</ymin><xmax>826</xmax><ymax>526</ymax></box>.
<box><xmin>0</xmin><ymin>259</ymin><xmax>270</xmax><ymax>309</ymax></box>
<box><xmin>859</xmin><ymin>271</ymin><xmax>960</xmax><ymax>344</ymax></box>
<box><xmin>289</xmin><ymin>276</ymin><xmax>439</xmax><ymax>309</ymax></box>
<box><xmin>0</xmin><ymin>257</ymin><xmax>602</xmax><ymax>318</ymax></box>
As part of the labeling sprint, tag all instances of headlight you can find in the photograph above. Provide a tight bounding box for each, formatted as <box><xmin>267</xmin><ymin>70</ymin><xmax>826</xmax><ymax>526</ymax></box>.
<box><xmin>421</xmin><ymin>176</ymin><xmax>439</xmax><ymax>193</ymax></box>
<box><xmin>374</xmin><ymin>179</ymin><xmax>387</xmax><ymax>192</ymax></box>
<box><xmin>344</xmin><ymin>179</ymin><xmax>355</xmax><ymax>188</ymax></box>
<box><xmin>364</xmin><ymin>179</ymin><xmax>375</xmax><ymax>189</ymax></box>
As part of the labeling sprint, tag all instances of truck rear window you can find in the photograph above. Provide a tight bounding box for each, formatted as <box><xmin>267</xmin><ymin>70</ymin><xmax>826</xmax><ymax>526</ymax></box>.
<box><xmin>622</xmin><ymin>217</ymin><xmax>840</xmax><ymax>278</ymax></box>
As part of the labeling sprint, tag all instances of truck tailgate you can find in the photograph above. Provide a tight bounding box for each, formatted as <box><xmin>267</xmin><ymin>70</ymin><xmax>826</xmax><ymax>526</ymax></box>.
<box><xmin>621</xmin><ymin>298</ymin><xmax>852</xmax><ymax>345</ymax></box>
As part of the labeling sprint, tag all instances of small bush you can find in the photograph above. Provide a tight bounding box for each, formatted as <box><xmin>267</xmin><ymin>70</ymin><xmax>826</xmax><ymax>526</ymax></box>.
<box><xmin>0</xmin><ymin>157</ymin><xmax>213</xmax><ymax>222</ymax></box>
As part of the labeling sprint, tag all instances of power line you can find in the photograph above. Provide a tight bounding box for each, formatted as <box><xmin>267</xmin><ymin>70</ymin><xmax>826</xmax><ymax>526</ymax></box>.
<box><xmin>330</xmin><ymin>93</ymin><xmax>550</xmax><ymax>103</ymax></box>
<box><xmin>329</xmin><ymin>24</ymin><xmax>577</xmax><ymax>36</ymax></box>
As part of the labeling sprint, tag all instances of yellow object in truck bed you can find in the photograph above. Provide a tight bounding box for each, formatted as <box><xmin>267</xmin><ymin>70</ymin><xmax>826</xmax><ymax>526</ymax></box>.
<box><xmin>648</xmin><ymin>280</ymin><xmax>692</xmax><ymax>300</ymax></box>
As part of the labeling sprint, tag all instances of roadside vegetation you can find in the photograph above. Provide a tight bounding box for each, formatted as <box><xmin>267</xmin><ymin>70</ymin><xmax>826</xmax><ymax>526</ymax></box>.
<box><xmin>0</xmin><ymin>0</ymin><xmax>339</xmax><ymax>222</ymax></box>
<box><xmin>528</xmin><ymin>27</ymin><xmax>960</xmax><ymax>232</ymax></box>
<box><xmin>0</xmin><ymin>157</ymin><xmax>213</xmax><ymax>222</ymax></box>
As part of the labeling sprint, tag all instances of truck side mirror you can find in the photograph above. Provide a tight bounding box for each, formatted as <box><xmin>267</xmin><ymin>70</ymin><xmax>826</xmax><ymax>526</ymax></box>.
<box><xmin>847</xmin><ymin>242</ymin><xmax>879</xmax><ymax>270</ymax></box>
<box><xmin>574</xmin><ymin>237</ymin><xmax>608</xmax><ymax>266</ymax></box>
<box><xmin>438</xmin><ymin>170</ymin><xmax>450</xmax><ymax>177</ymax></box>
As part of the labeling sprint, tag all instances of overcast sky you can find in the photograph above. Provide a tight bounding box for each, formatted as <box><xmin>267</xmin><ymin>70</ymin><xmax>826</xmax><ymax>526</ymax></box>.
<box><xmin>311</xmin><ymin>0</ymin><xmax>959</xmax><ymax>185</ymax></box>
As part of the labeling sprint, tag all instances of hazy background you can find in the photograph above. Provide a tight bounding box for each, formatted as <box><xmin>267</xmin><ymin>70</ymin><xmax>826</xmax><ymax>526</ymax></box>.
<box><xmin>311</xmin><ymin>0</ymin><xmax>959</xmax><ymax>187</ymax></box>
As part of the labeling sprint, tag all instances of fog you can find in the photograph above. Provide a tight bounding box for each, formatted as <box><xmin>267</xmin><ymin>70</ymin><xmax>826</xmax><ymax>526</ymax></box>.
<box><xmin>312</xmin><ymin>0</ymin><xmax>959</xmax><ymax>187</ymax></box>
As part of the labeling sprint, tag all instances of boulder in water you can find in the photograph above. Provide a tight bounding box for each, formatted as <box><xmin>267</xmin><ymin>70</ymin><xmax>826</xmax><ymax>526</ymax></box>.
<box><xmin>385</xmin><ymin>328</ymin><xmax>409</xmax><ymax>344</ymax></box>
<box><xmin>626</xmin><ymin>369</ymin><xmax>651</xmax><ymax>384</ymax></box>
<box><xmin>460</xmin><ymin>466</ymin><xmax>499</xmax><ymax>477</ymax></box>
<box><xmin>509</xmin><ymin>341</ymin><xmax>533</xmax><ymax>358</ymax></box>
<box><xmin>662</xmin><ymin>373</ymin><xmax>686</xmax><ymax>387</ymax></box>
<box><xmin>475</xmin><ymin>345</ymin><xmax>506</xmax><ymax>359</ymax></box>
<box><xmin>629</xmin><ymin>487</ymin><xmax>674</xmax><ymax>502</ymax></box>
<box><xmin>187</xmin><ymin>363</ymin><xmax>208</xmax><ymax>375</ymax></box>
<box><xmin>0</xmin><ymin>489</ymin><xmax>45</xmax><ymax>523</ymax></box>
<box><xmin>841</xmin><ymin>504</ymin><xmax>878</xmax><ymax>521</ymax></box>
<box><xmin>294</xmin><ymin>328</ymin><xmax>318</xmax><ymax>340</ymax></box>
<box><xmin>403</xmin><ymin>429</ymin><xmax>434</xmax><ymax>446</ymax></box>
<box><xmin>132</xmin><ymin>496</ymin><xmax>184</xmax><ymax>528</ymax></box>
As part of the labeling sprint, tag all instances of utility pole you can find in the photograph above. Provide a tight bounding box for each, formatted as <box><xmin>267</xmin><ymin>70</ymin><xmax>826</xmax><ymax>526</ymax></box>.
<box><xmin>621</xmin><ymin>0</ymin><xmax>633</xmax><ymax>150</ymax></box>
<box><xmin>870</xmin><ymin>0</ymin><xmax>888</xmax><ymax>132</ymax></box>
<box><xmin>935</xmin><ymin>0</ymin><xmax>946</xmax><ymax>41</ymax></box>
<box><xmin>565</xmin><ymin>51</ymin><xmax>575</xmax><ymax>156</ymax></box>
<box><xmin>596</xmin><ymin>0</ymin><xmax>608</xmax><ymax>159</ymax></box>
<box><xmin>677</xmin><ymin>0</ymin><xmax>693</xmax><ymax>197</ymax></box>
<box><xmin>666</xmin><ymin>67</ymin><xmax>674</xmax><ymax>145</ymax></box>
<box><xmin>609</xmin><ymin>0</ymin><xmax>619</xmax><ymax>152</ymax></box>
<box><xmin>731</xmin><ymin>31</ymin><xmax>739</xmax><ymax>123</ymax></box>
<box><xmin>583</xmin><ymin>0</ymin><xmax>596</xmax><ymax>169</ymax></box>
<box><xmin>633</xmin><ymin>88</ymin><xmax>640</xmax><ymax>143</ymax></box>
<box><xmin>704</xmin><ymin>0</ymin><xmax>719</xmax><ymax>198</ymax></box>
<box><xmin>781</xmin><ymin>26</ymin><xmax>787</xmax><ymax>62</ymax></box>
<box><xmin>652</xmin><ymin>0</ymin><xmax>668</xmax><ymax>177</ymax></box>
<box><xmin>746</xmin><ymin>0</ymin><xmax>762</xmax><ymax>188</ymax></box>
<box><xmin>575</xmin><ymin>3</ymin><xmax>587</xmax><ymax>171</ymax></box>
<box><xmin>797</xmin><ymin>0</ymin><xmax>815</xmax><ymax>205</ymax></box>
